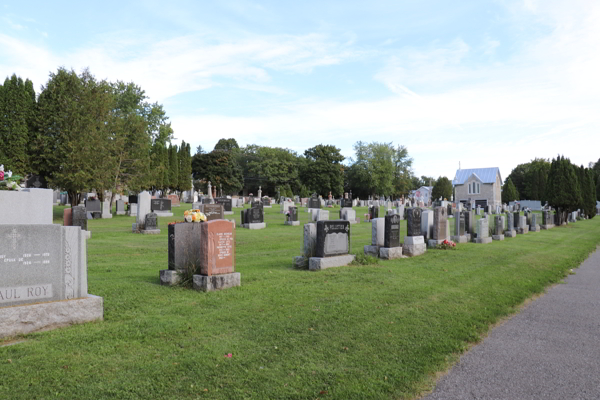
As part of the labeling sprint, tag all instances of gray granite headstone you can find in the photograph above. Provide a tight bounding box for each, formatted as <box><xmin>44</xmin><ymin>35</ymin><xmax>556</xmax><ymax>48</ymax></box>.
<box><xmin>407</xmin><ymin>208</ymin><xmax>422</xmax><ymax>236</ymax></box>
<box><xmin>0</xmin><ymin>225</ymin><xmax>88</xmax><ymax>307</ymax></box>
<box><xmin>145</xmin><ymin>212</ymin><xmax>158</xmax><ymax>230</ymax></box>
<box><xmin>168</xmin><ymin>223</ymin><xmax>202</xmax><ymax>272</ymax></box>
<box><xmin>202</xmin><ymin>204</ymin><xmax>224</xmax><ymax>221</ymax></box>
<box><xmin>72</xmin><ymin>206</ymin><xmax>87</xmax><ymax>231</ymax></box>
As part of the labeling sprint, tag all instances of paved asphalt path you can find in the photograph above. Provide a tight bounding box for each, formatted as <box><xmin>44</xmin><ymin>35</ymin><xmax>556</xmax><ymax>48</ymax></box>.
<box><xmin>423</xmin><ymin>248</ymin><xmax>600</xmax><ymax>400</ymax></box>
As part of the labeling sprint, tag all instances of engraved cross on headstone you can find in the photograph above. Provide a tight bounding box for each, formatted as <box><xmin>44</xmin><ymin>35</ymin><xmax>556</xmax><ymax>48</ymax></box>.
<box><xmin>8</xmin><ymin>228</ymin><xmax>21</xmax><ymax>250</ymax></box>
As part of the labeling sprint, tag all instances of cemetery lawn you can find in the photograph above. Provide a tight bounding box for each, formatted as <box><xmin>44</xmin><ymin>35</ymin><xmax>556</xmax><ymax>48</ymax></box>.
<box><xmin>2</xmin><ymin>206</ymin><xmax>600</xmax><ymax>400</ymax></box>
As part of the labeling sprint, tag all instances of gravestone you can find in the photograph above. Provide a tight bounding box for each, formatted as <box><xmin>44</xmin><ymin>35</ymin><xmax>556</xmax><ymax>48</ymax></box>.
<box><xmin>428</xmin><ymin>206</ymin><xmax>448</xmax><ymax>247</ymax></box>
<box><xmin>369</xmin><ymin>205</ymin><xmax>379</xmax><ymax>220</ymax></box>
<box><xmin>243</xmin><ymin>207</ymin><xmax>266</xmax><ymax>229</ymax></box>
<box><xmin>406</xmin><ymin>208</ymin><xmax>422</xmax><ymax>236</ymax></box>
<box><xmin>404</xmin><ymin>208</ymin><xmax>426</xmax><ymax>257</ymax></box>
<box><xmin>517</xmin><ymin>215</ymin><xmax>529</xmax><ymax>234</ymax></box>
<box><xmin>530</xmin><ymin>213</ymin><xmax>540</xmax><ymax>232</ymax></box>
<box><xmin>364</xmin><ymin>218</ymin><xmax>384</xmax><ymax>257</ymax></box>
<box><xmin>513</xmin><ymin>212</ymin><xmax>521</xmax><ymax>229</ymax></box>
<box><xmin>451</xmin><ymin>211</ymin><xmax>467</xmax><ymax>243</ymax></box>
<box><xmin>341</xmin><ymin>208</ymin><xmax>357</xmax><ymax>224</ymax></box>
<box><xmin>101</xmin><ymin>199</ymin><xmax>112</xmax><ymax>219</ymax></box>
<box><xmin>86</xmin><ymin>198</ymin><xmax>102</xmax><ymax>219</ymax></box>
<box><xmin>293</xmin><ymin>223</ymin><xmax>317</xmax><ymax>268</ymax></box>
<box><xmin>251</xmin><ymin>200</ymin><xmax>263</xmax><ymax>210</ymax></box>
<box><xmin>167</xmin><ymin>194</ymin><xmax>180</xmax><ymax>207</ymax></box>
<box><xmin>308</xmin><ymin>193</ymin><xmax>321</xmax><ymax>209</ymax></box>
<box><xmin>128</xmin><ymin>203</ymin><xmax>138</xmax><ymax>217</ymax></box>
<box><xmin>505</xmin><ymin>212</ymin><xmax>516</xmax><ymax>237</ymax></box>
<box><xmin>447</xmin><ymin>204</ymin><xmax>453</xmax><ymax>218</ymax></box>
<box><xmin>202</xmin><ymin>204</ymin><xmax>224</xmax><ymax>221</ymax></box>
<box><xmin>492</xmin><ymin>215</ymin><xmax>505</xmax><ymax>240</ymax></box>
<box><xmin>281</xmin><ymin>200</ymin><xmax>294</xmax><ymax>214</ymax></box>
<box><xmin>167</xmin><ymin>222</ymin><xmax>202</xmax><ymax>273</ymax></box>
<box><xmin>316</xmin><ymin>209</ymin><xmax>329</xmax><ymax>221</ymax></box>
<box><xmin>262</xmin><ymin>198</ymin><xmax>272</xmax><ymax>208</ymax></box>
<box><xmin>143</xmin><ymin>212</ymin><xmax>160</xmax><ymax>234</ymax></box>
<box><xmin>116</xmin><ymin>199</ymin><xmax>126</xmax><ymax>215</ymax></box>
<box><xmin>216</xmin><ymin>197</ymin><xmax>233</xmax><ymax>213</ymax></box>
<box><xmin>161</xmin><ymin>220</ymin><xmax>239</xmax><ymax>291</ymax></box>
<box><xmin>308</xmin><ymin>220</ymin><xmax>354</xmax><ymax>270</ymax></box>
<box><xmin>151</xmin><ymin>198</ymin><xmax>173</xmax><ymax>217</ymax></box>
<box><xmin>285</xmin><ymin>206</ymin><xmax>300</xmax><ymax>226</ymax></box>
<box><xmin>541</xmin><ymin>210</ymin><xmax>554</xmax><ymax>230</ymax></box>
<box><xmin>397</xmin><ymin>205</ymin><xmax>405</xmax><ymax>220</ymax></box>
<box><xmin>421</xmin><ymin>210</ymin><xmax>434</xmax><ymax>241</ymax></box>
<box><xmin>129</xmin><ymin>195</ymin><xmax>138</xmax><ymax>204</ymax></box>
<box><xmin>475</xmin><ymin>218</ymin><xmax>492</xmax><ymax>244</ymax></box>
<box><xmin>135</xmin><ymin>191</ymin><xmax>152</xmax><ymax>232</ymax></box>
<box><xmin>0</xmin><ymin>190</ymin><xmax>102</xmax><ymax>338</ymax></box>
<box><xmin>380</xmin><ymin>214</ymin><xmax>402</xmax><ymax>259</ymax></box>
<box><xmin>72</xmin><ymin>206</ymin><xmax>88</xmax><ymax>232</ymax></box>
<box><xmin>63</xmin><ymin>208</ymin><xmax>73</xmax><ymax>226</ymax></box>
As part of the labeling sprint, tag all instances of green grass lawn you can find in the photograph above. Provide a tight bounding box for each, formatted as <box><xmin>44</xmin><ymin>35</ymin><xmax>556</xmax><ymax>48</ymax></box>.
<box><xmin>2</xmin><ymin>204</ymin><xmax>599</xmax><ymax>399</ymax></box>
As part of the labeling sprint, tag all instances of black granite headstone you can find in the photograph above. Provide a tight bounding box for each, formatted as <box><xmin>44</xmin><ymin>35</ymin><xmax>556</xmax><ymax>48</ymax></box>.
<box><xmin>447</xmin><ymin>204</ymin><xmax>453</xmax><ymax>218</ymax></box>
<box><xmin>168</xmin><ymin>223</ymin><xmax>202</xmax><ymax>271</ymax></box>
<box><xmin>406</xmin><ymin>207</ymin><xmax>422</xmax><ymax>236</ymax></box>
<box><xmin>241</xmin><ymin>209</ymin><xmax>248</xmax><ymax>224</ymax></box>
<box><xmin>248</xmin><ymin>207</ymin><xmax>263</xmax><ymax>223</ymax></box>
<box><xmin>369</xmin><ymin>205</ymin><xmax>379</xmax><ymax>220</ymax></box>
<box><xmin>26</xmin><ymin>174</ymin><xmax>47</xmax><ymax>188</ymax></box>
<box><xmin>464</xmin><ymin>211</ymin><xmax>474</xmax><ymax>234</ymax></box>
<box><xmin>289</xmin><ymin>206</ymin><xmax>298</xmax><ymax>221</ymax></box>
<box><xmin>308</xmin><ymin>193</ymin><xmax>321</xmax><ymax>209</ymax></box>
<box><xmin>128</xmin><ymin>195</ymin><xmax>138</xmax><ymax>204</ymax></box>
<box><xmin>315</xmin><ymin>220</ymin><xmax>350</xmax><ymax>258</ymax></box>
<box><xmin>251</xmin><ymin>200</ymin><xmax>263</xmax><ymax>210</ymax></box>
<box><xmin>384</xmin><ymin>214</ymin><xmax>401</xmax><ymax>248</ymax></box>
<box><xmin>215</xmin><ymin>197</ymin><xmax>232</xmax><ymax>212</ymax></box>
<box><xmin>145</xmin><ymin>212</ymin><xmax>158</xmax><ymax>230</ymax></box>
<box><xmin>72</xmin><ymin>206</ymin><xmax>87</xmax><ymax>231</ymax></box>
<box><xmin>262</xmin><ymin>198</ymin><xmax>270</xmax><ymax>207</ymax></box>
<box><xmin>151</xmin><ymin>198</ymin><xmax>171</xmax><ymax>211</ymax></box>
<box><xmin>513</xmin><ymin>212</ymin><xmax>520</xmax><ymax>228</ymax></box>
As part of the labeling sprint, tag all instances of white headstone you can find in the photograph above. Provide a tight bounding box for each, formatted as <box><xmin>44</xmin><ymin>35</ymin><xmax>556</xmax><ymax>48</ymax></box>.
<box><xmin>136</xmin><ymin>191</ymin><xmax>152</xmax><ymax>229</ymax></box>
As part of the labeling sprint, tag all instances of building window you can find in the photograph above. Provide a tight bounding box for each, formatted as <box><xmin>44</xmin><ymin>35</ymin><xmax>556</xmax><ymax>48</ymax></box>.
<box><xmin>477</xmin><ymin>183</ymin><xmax>480</xmax><ymax>194</ymax></box>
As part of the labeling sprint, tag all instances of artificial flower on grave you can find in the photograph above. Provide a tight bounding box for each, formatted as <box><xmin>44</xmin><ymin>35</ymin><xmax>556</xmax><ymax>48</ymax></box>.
<box><xmin>183</xmin><ymin>209</ymin><xmax>207</xmax><ymax>223</ymax></box>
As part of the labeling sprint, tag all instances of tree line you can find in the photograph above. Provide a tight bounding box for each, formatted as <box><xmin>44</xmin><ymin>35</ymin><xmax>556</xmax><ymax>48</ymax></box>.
<box><xmin>501</xmin><ymin>156</ymin><xmax>598</xmax><ymax>218</ymax></box>
<box><xmin>192</xmin><ymin>139</ymin><xmax>452</xmax><ymax>200</ymax></box>
<box><xmin>0</xmin><ymin>70</ymin><xmax>192</xmax><ymax>205</ymax></box>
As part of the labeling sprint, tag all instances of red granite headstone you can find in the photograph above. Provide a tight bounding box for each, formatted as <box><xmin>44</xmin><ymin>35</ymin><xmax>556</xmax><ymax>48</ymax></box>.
<box><xmin>63</xmin><ymin>208</ymin><xmax>72</xmax><ymax>226</ymax></box>
<box><xmin>167</xmin><ymin>194</ymin><xmax>180</xmax><ymax>206</ymax></box>
<box><xmin>199</xmin><ymin>220</ymin><xmax>235</xmax><ymax>276</ymax></box>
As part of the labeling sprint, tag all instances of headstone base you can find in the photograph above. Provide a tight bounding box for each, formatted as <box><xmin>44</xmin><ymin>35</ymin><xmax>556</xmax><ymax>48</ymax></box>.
<box><xmin>242</xmin><ymin>223</ymin><xmax>266</xmax><ymax>230</ymax></box>
<box><xmin>530</xmin><ymin>225</ymin><xmax>540</xmax><ymax>232</ymax></box>
<box><xmin>0</xmin><ymin>295</ymin><xmax>103</xmax><ymax>339</ymax></box>
<box><xmin>379</xmin><ymin>247</ymin><xmax>403</xmax><ymax>260</ymax></box>
<box><xmin>450</xmin><ymin>235</ymin><xmax>468</xmax><ymax>243</ymax></box>
<box><xmin>427</xmin><ymin>239</ymin><xmax>448</xmax><ymax>248</ymax></box>
<box><xmin>492</xmin><ymin>234</ymin><xmax>505</xmax><ymax>241</ymax></box>
<box><xmin>363</xmin><ymin>245</ymin><xmax>379</xmax><ymax>257</ymax></box>
<box><xmin>159</xmin><ymin>270</ymin><xmax>182</xmax><ymax>286</ymax></box>
<box><xmin>308</xmin><ymin>255</ymin><xmax>355</xmax><ymax>271</ymax></box>
<box><xmin>505</xmin><ymin>229</ymin><xmax>517</xmax><ymax>237</ymax></box>
<box><xmin>263</xmin><ymin>205</ymin><xmax>272</xmax><ymax>208</ymax></box>
<box><xmin>475</xmin><ymin>237</ymin><xmax>493</xmax><ymax>244</ymax></box>
<box><xmin>293</xmin><ymin>256</ymin><xmax>309</xmax><ymax>269</ymax></box>
<box><xmin>141</xmin><ymin>229</ymin><xmax>161</xmax><ymax>235</ymax></box>
<box><xmin>102</xmin><ymin>213</ymin><xmax>113</xmax><ymax>219</ymax></box>
<box><xmin>116</xmin><ymin>211</ymin><xmax>126</xmax><ymax>215</ymax></box>
<box><xmin>517</xmin><ymin>226</ymin><xmax>529</xmax><ymax>234</ymax></box>
<box><xmin>193</xmin><ymin>273</ymin><xmax>241</xmax><ymax>292</ymax></box>
<box><xmin>403</xmin><ymin>236</ymin><xmax>426</xmax><ymax>257</ymax></box>
<box><xmin>154</xmin><ymin>212</ymin><xmax>173</xmax><ymax>217</ymax></box>
<box><xmin>224</xmin><ymin>211</ymin><xmax>234</xmax><ymax>215</ymax></box>
<box><xmin>285</xmin><ymin>221</ymin><xmax>300</xmax><ymax>226</ymax></box>
<box><xmin>540</xmin><ymin>224</ymin><xmax>555</xmax><ymax>230</ymax></box>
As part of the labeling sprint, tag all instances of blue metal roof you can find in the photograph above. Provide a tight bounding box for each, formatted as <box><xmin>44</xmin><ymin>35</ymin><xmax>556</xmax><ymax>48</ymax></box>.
<box><xmin>452</xmin><ymin>168</ymin><xmax>501</xmax><ymax>185</ymax></box>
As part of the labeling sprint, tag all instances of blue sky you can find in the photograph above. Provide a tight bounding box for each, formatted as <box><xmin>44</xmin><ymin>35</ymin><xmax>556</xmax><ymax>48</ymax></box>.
<box><xmin>1</xmin><ymin>0</ymin><xmax>599</xmax><ymax>181</ymax></box>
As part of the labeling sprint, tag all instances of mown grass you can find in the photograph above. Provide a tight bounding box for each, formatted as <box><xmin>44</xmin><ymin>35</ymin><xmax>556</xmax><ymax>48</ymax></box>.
<box><xmin>2</xmin><ymin>204</ymin><xmax>599</xmax><ymax>399</ymax></box>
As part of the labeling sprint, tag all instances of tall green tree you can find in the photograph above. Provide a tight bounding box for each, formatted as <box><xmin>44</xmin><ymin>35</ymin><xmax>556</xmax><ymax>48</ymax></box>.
<box><xmin>346</xmin><ymin>141</ymin><xmax>396</xmax><ymax>198</ymax></box>
<box><xmin>34</xmin><ymin>68</ymin><xmax>115</xmax><ymax>205</ymax></box>
<box><xmin>168</xmin><ymin>144</ymin><xmax>179</xmax><ymax>191</ymax></box>
<box><xmin>431</xmin><ymin>176</ymin><xmax>453</xmax><ymax>200</ymax></box>
<box><xmin>392</xmin><ymin>145</ymin><xmax>414</xmax><ymax>197</ymax></box>
<box><xmin>0</xmin><ymin>74</ymin><xmax>36</xmax><ymax>175</ymax></box>
<box><xmin>300</xmin><ymin>144</ymin><xmax>345</xmax><ymax>197</ymax></box>
<box><xmin>192</xmin><ymin>150</ymin><xmax>243</xmax><ymax>194</ymax></box>
<box><xmin>501</xmin><ymin>178</ymin><xmax>519</xmax><ymax>203</ymax></box>
<box><xmin>240</xmin><ymin>145</ymin><xmax>302</xmax><ymax>196</ymax></box>
<box><xmin>545</xmin><ymin>156</ymin><xmax>581</xmax><ymax>217</ymax></box>
<box><xmin>177</xmin><ymin>140</ymin><xmax>192</xmax><ymax>194</ymax></box>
